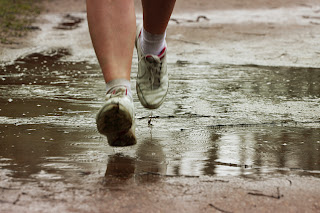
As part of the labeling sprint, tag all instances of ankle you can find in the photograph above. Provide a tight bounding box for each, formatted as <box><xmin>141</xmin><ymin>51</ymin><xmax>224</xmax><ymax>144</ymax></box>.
<box><xmin>139</xmin><ymin>27</ymin><xmax>166</xmax><ymax>56</ymax></box>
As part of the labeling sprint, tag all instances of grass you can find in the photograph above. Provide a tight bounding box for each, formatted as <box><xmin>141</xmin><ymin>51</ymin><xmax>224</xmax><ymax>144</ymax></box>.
<box><xmin>0</xmin><ymin>0</ymin><xmax>41</xmax><ymax>44</ymax></box>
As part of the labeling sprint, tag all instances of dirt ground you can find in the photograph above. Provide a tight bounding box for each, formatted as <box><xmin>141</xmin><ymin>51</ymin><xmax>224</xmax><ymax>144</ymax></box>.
<box><xmin>1</xmin><ymin>0</ymin><xmax>320</xmax><ymax>212</ymax></box>
<box><xmin>1</xmin><ymin>174</ymin><xmax>320</xmax><ymax>213</ymax></box>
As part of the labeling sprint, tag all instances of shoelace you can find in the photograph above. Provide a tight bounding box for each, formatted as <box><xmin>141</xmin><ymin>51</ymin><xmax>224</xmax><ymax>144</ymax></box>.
<box><xmin>139</xmin><ymin>56</ymin><xmax>162</xmax><ymax>90</ymax></box>
<box><xmin>149</xmin><ymin>63</ymin><xmax>162</xmax><ymax>90</ymax></box>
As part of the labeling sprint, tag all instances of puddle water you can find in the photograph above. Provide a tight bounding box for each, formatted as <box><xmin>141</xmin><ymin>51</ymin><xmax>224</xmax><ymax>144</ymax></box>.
<box><xmin>0</xmin><ymin>49</ymin><xmax>320</xmax><ymax>186</ymax></box>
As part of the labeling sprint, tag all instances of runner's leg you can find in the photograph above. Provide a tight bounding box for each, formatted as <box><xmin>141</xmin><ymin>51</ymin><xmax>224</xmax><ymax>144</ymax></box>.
<box><xmin>134</xmin><ymin>0</ymin><xmax>176</xmax><ymax>109</ymax></box>
<box><xmin>86</xmin><ymin>0</ymin><xmax>136</xmax><ymax>83</ymax></box>
<box><xmin>139</xmin><ymin>0</ymin><xmax>176</xmax><ymax>55</ymax></box>
<box><xmin>87</xmin><ymin>0</ymin><xmax>136</xmax><ymax>146</ymax></box>
<box><xmin>141</xmin><ymin>0</ymin><xmax>176</xmax><ymax>34</ymax></box>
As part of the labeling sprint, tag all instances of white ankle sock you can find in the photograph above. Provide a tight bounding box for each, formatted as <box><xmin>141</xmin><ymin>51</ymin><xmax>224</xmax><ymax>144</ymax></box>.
<box><xmin>139</xmin><ymin>27</ymin><xmax>166</xmax><ymax>56</ymax></box>
<box><xmin>106</xmin><ymin>79</ymin><xmax>132</xmax><ymax>100</ymax></box>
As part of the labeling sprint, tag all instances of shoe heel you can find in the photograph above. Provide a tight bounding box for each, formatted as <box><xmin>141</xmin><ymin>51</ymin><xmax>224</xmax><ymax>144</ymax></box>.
<box><xmin>107</xmin><ymin>127</ymin><xmax>136</xmax><ymax>147</ymax></box>
<box><xmin>96</xmin><ymin>103</ymin><xmax>132</xmax><ymax>135</ymax></box>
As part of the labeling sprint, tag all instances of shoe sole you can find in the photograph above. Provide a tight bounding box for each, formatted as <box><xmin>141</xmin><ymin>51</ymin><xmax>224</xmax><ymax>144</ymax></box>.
<box><xmin>96</xmin><ymin>103</ymin><xmax>136</xmax><ymax>147</ymax></box>
<box><xmin>96</xmin><ymin>103</ymin><xmax>132</xmax><ymax>135</ymax></box>
<box><xmin>106</xmin><ymin>127</ymin><xmax>136</xmax><ymax>147</ymax></box>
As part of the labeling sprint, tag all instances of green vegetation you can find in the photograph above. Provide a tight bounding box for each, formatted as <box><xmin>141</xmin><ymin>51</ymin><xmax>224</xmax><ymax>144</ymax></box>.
<box><xmin>0</xmin><ymin>0</ymin><xmax>41</xmax><ymax>44</ymax></box>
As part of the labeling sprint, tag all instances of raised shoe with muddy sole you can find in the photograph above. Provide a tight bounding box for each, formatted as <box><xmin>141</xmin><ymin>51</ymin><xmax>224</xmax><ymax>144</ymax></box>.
<box><xmin>96</xmin><ymin>87</ymin><xmax>136</xmax><ymax>146</ymax></box>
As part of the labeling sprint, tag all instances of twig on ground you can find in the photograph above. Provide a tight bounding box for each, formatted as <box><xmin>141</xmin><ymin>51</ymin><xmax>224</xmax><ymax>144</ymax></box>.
<box><xmin>170</xmin><ymin>39</ymin><xmax>200</xmax><ymax>45</ymax></box>
<box><xmin>248</xmin><ymin>187</ymin><xmax>283</xmax><ymax>199</ymax></box>
<box><xmin>12</xmin><ymin>194</ymin><xmax>21</xmax><ymax>205</ymax></box>
<box><xmin>208</xmin><ymin>203</ymin><xmax>233</xmax><ymax>213</ymax></box>
<box><xmin>196</xmin><ymin>15</ymin><xmax>210</xmax><ymax>22</ymax></box>
<box><xmin>139</xmin><ymin>171</ymin><xmax>199</xmax><ymax>178</ymax></box>
<box><xmin>302</xmin><ymin>15</ymin><xmax>320</xmax><ymax>19</ymax></box>
<box><xmin>201</xmin><ymin>179</ymin><xmax>229</xmax><ymax>183</ymax></box>
<box><xmin>170</xmin><ymin>18</ymin><xmax>180</xmax><ymax>24</ymax></box>
<box><xmin>310</xmin><ymin>21</ymin><xmax>320</xmax><ymax>25</ymax></box>
<box><xmin>170</xmin><ymin>15</ymin><xmax>209</xmax><ymax>24</ymax></box>
<box><xmin>0</xmin><ymin>187</ymin><xmax>20</xmax><ymax>191</ymax></box>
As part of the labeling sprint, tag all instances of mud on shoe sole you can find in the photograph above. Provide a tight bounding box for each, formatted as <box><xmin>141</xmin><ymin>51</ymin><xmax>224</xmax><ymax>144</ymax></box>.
<box><xmin>106</xmin><ymin>127</ymin><xmax>136</xmax><ymax>147</ymax></box>
<box><xmin>96</xmin><ymin>103</ymin><xmax>136</xmax><ymax>146</ymax></box>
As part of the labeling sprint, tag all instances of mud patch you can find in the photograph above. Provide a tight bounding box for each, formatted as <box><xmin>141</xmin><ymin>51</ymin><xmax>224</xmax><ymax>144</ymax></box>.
<box><xmin>55</xmin><ymin>14</ymin><xmax>84</xmax><ymax>30</ymax></box>
<box><xmin>0</xmin><ymin>48</ymin><xmax>99</xmax><ymax>86</ymax></box>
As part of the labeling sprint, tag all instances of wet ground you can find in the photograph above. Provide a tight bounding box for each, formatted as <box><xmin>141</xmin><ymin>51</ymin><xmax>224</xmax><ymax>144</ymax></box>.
<box><xmin>1</xmin><ymin>48</ymin><xmax>320</xmax><ymax>180</ymax></box>
<box><xmin>1</xmin><ymin>1</ymin><xmax>320</xmax><ymax>212</ymax></box>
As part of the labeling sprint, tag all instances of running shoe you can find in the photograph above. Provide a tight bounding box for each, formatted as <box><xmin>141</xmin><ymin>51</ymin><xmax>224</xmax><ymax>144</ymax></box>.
<box><xmin>96</xmin><ymin>87</ymin><xmax>136</xmax><ymax>146</ymax></box>
<box><xmin>135</xmin><ymin>24</ymin><xmax>169</xmax><ymax>109</ymax></box>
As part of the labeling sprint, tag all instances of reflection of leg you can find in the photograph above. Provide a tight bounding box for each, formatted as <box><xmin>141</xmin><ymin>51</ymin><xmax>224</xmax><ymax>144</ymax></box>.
<box><xmin>203</xmin><ymin>134</ymin><xmax>220</xmax><ymax>175</ymax></box>
<box><xmin>87</xmin><ymin>0</ymin><xmax>136</xmax><ymax>146</ymax></box>
<box><xmin>136</xmin><ymin>0</ymin><xmax>176</xmax><ymax>109</ymax></box>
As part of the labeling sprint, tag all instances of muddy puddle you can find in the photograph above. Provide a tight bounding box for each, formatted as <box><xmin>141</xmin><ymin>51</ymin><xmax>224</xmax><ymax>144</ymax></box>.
<box><xmin>0</xmin><ymin>48</ymin><xmax>320</xmax><ymax>187</ymax></box>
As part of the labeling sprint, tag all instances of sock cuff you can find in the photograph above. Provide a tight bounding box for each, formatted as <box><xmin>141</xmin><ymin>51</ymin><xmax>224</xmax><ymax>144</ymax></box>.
<box><xmin>142</xmin><ymin>27</ymin><xmax>166</xmax><ymax>43</ymax></box>
<box><xmin>106</xmin><ymin>78</ymin><xmax>131</xmax><ymax>94</ymax></box>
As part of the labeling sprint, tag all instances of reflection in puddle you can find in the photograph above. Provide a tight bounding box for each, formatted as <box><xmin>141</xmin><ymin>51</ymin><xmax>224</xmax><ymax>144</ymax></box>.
<box><xmin>1</xmin><ymin>123</ymin><xmax>318</xmax><ymax>183</ymax></box>
<box><xmin>0</xmin><ymin>124</ymin><xmax>103</xmax><ymax>181</ymax></box>
<box><xmin>0</xmin><ymin>49</ymin><xmax>320</xmax><ymax>186</ymax></box>
<box><xmin>148</xmin><ymin>125</ymin><xmax>320</xmax><ymax>178</ymax></box>
<box><xmin>204</xmin><ymin>127</ymin><xmax>320</xmax><ymax>177</ymax></box>
<box><xmin>103</xmin><ymin>125</ymin><xmax>320</xmax><ymax>186</ymax></box>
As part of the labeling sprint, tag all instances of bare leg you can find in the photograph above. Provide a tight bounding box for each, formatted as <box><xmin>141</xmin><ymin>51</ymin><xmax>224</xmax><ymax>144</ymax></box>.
<box><xmin>141</xmin><ymin>0</ymin><xmax>176</xmax><ymax>34</ymax></box>
<box><xmin>86</xmin><ymin>0</ymin><xmax>136</xmax><ymax>83</ymax></box>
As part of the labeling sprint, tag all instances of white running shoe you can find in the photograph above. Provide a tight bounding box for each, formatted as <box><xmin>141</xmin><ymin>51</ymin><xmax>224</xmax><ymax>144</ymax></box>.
<box><xmin>96</xmin><ymin>87</ymin><xmax>136</xmax><ymax>146</ymax></box>
<box><xmin>135</xmin><ymin>24</ymin><xmax>169</xmax><ymax>109</ymax></box>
